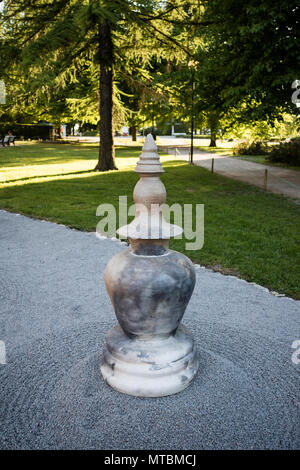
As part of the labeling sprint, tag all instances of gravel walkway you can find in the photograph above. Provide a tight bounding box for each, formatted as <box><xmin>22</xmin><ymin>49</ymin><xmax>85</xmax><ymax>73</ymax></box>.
<box><xmin>193</xmin><ymin>153</ymin><xmax>300</xmax><ymax>199</ymax></box>
<box><xmin>168</xmin><ymin>148</ymin><xmax>300</xmax><ymax>199</ymax></box>
<box><xmin>0</xmin><ymin>210</ymin><xmax>299</xmax><ymax>450</ymax></box>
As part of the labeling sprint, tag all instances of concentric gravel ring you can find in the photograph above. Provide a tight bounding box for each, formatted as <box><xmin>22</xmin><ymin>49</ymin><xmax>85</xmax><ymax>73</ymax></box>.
<box><xmin>1</xmin><ymin>320</ymin><xmax>299</xmax><ymax>449</ymax></box>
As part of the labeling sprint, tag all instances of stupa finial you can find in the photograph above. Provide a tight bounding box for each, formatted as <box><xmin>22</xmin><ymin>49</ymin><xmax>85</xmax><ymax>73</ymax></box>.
<box><xmin>117</xmin><ymin>133</ymin><xmax>182</xmax><ymax>241</ymax></box>
<box><xmin>134</xmin><ymin>133</ymin><xmax>164</xmax><ymax>174</ymax></box>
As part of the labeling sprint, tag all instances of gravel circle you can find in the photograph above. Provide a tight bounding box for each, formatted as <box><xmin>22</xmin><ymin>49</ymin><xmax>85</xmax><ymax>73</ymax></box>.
<box><xmin>0</xmin><ymin>210</ymin><xmax>299</xmax><ymax>449</ymax></box>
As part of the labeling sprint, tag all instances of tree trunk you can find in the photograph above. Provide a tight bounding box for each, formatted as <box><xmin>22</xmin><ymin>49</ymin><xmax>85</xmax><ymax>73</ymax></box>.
<box><xmin>209</xmin><ymin>134</ymin><xmax>217</xmax><ymax>147</ymax></box>
<box><xmin>131</xmin><ymin>126</ymin><xmax>137</xmax><ymax>141</ymax></box>
<box><xmin>209</xmin><ymin>112</ymin><xmax>218</xmax><ymax>147</ymax></box>
<box><xmin>94</xmin><ymin>21</ymin><xmax>117</xmax><ymax>171</ymax></box>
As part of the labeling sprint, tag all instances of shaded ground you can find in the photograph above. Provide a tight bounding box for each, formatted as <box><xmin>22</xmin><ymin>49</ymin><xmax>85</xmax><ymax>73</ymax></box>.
<box><xmin>0</xmin><ymin>210</ymin><xmax>299</xmax><ymax>450</ymax></box>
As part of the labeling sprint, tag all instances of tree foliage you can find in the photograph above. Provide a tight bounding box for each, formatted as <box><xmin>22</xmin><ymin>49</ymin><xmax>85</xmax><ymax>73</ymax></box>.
<box><xmin>0</xmin><ymin>0</ymin><xmax>202</xmax><ymax>168</ymax></box>
<box><xmin>0</xmin><ymin>0</ymin><xmax>299</xmax><ymax>158</ymax></box>
<box><xmin>201</xmin><ymin>0</ymin><xmax>299</xmax><ymax>120</ymax></box>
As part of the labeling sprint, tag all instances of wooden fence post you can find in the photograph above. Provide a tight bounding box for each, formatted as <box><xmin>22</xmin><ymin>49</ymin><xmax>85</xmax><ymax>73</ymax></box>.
<box><xmin>264</xmin><ymin>169</ymin><xmax>268</xmax><ymax>190</ymax></box>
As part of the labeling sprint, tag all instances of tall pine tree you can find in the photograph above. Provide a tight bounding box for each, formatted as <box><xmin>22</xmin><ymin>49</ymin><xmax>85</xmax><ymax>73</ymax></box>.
<box><xmin>0</xmin><ymin>0</ymin><xmax>200</xmax><ymax>170</ymax></box>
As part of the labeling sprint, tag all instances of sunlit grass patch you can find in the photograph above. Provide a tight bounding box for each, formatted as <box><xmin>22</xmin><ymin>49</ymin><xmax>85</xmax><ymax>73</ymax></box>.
<box><xmin>0</xmin><ymin>143</ymin><xmax>172</xmax><ymax>185</ymax></box>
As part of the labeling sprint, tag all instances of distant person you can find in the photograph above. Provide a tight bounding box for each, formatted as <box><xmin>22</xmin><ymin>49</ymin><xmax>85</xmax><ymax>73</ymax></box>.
<box><xmin>4</xmin><ymin>130</ymin><xmax>15</xmax><ymax>146</ymax></box>
<box><xmin>121</xmin><ymin>126</ymin><xmax>129</xmax><ymax>136</ymax></box>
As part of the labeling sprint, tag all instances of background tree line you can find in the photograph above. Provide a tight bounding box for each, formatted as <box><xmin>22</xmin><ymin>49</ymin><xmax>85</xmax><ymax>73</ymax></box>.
<box><xmin>0</xmin><ymin>0</ymin><xmax>299</xmax><ymax>169</ymax></box>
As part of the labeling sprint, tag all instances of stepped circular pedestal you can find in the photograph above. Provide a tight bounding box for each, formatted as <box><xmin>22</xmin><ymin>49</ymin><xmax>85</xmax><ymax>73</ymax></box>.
<box><xmin>101</xmin><ymin>324</ymin><xmax>198</xmax><ymax>397</ymax></box>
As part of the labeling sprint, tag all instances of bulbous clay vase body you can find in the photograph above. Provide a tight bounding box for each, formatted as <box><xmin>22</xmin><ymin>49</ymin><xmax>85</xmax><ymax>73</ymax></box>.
<box><xmin>104</xmin><ymin>248</ymin><xmax>195</xmax><ymax>339</ymax></box>
<box><xmin>101</xmin><ymin>243</ymin><xmax>199</xmax><ymax>397</ymax></box>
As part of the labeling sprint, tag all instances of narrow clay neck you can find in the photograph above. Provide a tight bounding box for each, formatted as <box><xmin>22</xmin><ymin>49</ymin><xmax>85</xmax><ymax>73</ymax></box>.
<box><xmin>130</xmin><ymin>239</ymin><xmax>169</xmax><ymax>256</ymax></box>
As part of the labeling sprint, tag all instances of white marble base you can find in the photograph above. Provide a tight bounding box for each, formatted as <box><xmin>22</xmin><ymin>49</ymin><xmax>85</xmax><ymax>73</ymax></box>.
<box><xmin>100</xmin><ymin>324</ymin><xmax>199</xmax><ymax>397</ymax></box>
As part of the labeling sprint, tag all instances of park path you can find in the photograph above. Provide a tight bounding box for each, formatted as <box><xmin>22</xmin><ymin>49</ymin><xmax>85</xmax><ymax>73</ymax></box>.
<box><xmin>168</xmin><ymin>148</ymin><xmax>300</xmax><ymax>200</ymax></box>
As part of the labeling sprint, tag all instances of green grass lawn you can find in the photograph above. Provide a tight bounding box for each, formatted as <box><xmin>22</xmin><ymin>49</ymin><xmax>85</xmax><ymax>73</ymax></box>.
<box><xmin>195</xmin><ymin>145</ymin><xmax>300</xmax><ymax>171</ymax></box>
<box><xmin>194</xmin><ymin>145</ymin><xmax>233</xmax><ymax>156</ymax></box>
<box><xmin>233</xmin><ymin>154</ymin><xmax>300</xmax><ymax>171</ymax></box>
<box><xmin>1</xmin><ymin>142</ymin><xmax>300</xmax><ymax>298</ymax></box>
<box><xmin>234</xmin><ymin>155</ymin><xmax>269</xmax><ymax>165</ymax></box>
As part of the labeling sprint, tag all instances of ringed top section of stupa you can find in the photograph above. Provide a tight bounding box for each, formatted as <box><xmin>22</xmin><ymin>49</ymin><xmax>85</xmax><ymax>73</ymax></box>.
<box><xmin>134</xmin><ymin>133</ymin><xmax>164</xmax><ymax>174</ymax></box>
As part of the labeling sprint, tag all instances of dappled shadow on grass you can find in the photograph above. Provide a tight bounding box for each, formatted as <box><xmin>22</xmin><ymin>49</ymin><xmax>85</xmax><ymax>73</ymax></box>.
<box><xmin>0</xmin><ymin>143</ymin><xmax>144</xmax><ymax>169</ymax></box>
<box><xmin>3</xmin><ymin>169</ymin><xmax>96</xmax><ymax>185</ymax></box>
<box><xmin>0</xmin><ymin>142</ymin><xmax>98</xmax><ymax>164</ymax></box>
<box><xmin>0</xmin><ymin>149</ymin><xmax>99</xmax><ymax>168</ymax></box>
<box><xmin>0</xmin><ymin>167</ymin><xmax>139</xmax><ymax>232</ymax></box>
